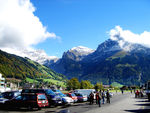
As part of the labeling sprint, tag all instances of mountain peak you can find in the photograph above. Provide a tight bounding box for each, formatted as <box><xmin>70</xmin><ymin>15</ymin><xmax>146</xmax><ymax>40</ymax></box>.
<box><xmin>62</xmin><ymin>46</ymin><xmax>94</xmax><ymax>61</ymax></box>
<box><xmin>70</xmin><ymin>46</ymin><xmax>94</xmax><ymax>54</ymax></box>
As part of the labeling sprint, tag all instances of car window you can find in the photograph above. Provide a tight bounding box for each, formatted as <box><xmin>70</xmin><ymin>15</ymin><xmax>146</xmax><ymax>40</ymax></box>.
<box><xmin>0</xmin><ymin>94</ymin><xmax>4</xmax><ymax>98</ymax></box>
<box><xmin>2</xmin><ymin>92</ymin><xmax>13</xmax><ymax>99</ymax></box>
<box><xmin>71</xmin><ymin>93</ymin><xmax>75</xmax><ymax>96</ymax></box>
<box><xmin>75</xmin><ymin>93</ymin><xmax>82</xmax><ymax>96</ymax></box>
<box><xmin>22</xmin><ymin>95</ymin><xmax>37</xmax><ymax>101</ymax></box>
<box><xmin>14</xmin><ymin>92</ymin><xmax>20</xmax><ymax>97</ymax></box>
<box><xmin>38</xmin><ymin>94</ymin><xmax>46</xmax><ymax>100</ymax></box>
<box><xmin>15</xmin><ymin>95</ymin><xmax>22</xmax><ymax>100</ymax></box>
<box><xmin>22</xmin><ymin>89</ymin><xmax>30</xmax><ymax>93</ymax></box>
<box><xmin>56</xmin><ymin>93</ymin><xmax>66</xmax><ymax>97</ymax></box>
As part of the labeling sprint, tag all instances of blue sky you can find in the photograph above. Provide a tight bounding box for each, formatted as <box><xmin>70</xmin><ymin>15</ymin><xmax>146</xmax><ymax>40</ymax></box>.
<box><xmin>30</xmin><ymin>0</ymin><xmax>150</xmax><ymax>57</ymax></box>
<box><xmin>1</xmin><ymin>0</ymin><xmax>149</xmax><ymax>58</ymax></box>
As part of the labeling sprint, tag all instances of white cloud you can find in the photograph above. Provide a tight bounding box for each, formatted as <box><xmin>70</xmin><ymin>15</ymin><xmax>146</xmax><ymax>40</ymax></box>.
<box><xmin>0</xmin><ymin>0</ymin><xmax>58</xmax><ymax>50</ymax></box>
<box><xmin>109</xmin><ymin>26</ymin><xmax>150</xmax><ymax>47</ymax></box>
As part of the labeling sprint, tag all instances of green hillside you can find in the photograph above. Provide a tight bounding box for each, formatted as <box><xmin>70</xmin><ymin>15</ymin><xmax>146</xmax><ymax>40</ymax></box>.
<box><xmin>81</xmin><ymin>51</ymin><xmax>150</xmax><ymax>85</ymax></box>
<box><xmin>0</xmin><ymin>50</ymin><xmax>66</xmax><ymax>87</ymax></box>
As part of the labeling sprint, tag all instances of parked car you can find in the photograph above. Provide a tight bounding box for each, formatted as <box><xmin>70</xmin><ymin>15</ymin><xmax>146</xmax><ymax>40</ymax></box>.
<box><xmin>53</xmin><ymin>90</ymin><xmax>74</xmax><ymax>105</ymax></box>
<box><xmin>0</xmin><ymin>91</ymin><xmax>21</xmax><ymax>106</ymax></box>
<box><xmin>22</xmin><ymin>89</ymin><xmax>62</xmax><ymax>106</ymax></box>
<box><xmin>74</xmin><ymin>93</ymin><xmax>88</xmax><ymax>102</ymax></box>
<box><xmin>74</xmin><ymin>89</ymin><xmax>96</xmax><ymax>100</ymax></box>
<box><xmin>65</xmin><ymin>93</ymin><xmax>78</xmax><ymax>102</ymax></box>
<box><xmin>5</xmin><ymin>93</ymin><xmax>49</xmax><ymax>110</ymax></box>
<box><xmin>2</xmin><ymin>91</ymin><xmax>21</xmax><ymax>99</ymax></box>
<box><xmin>0</xmin><ymin>94</ymin><xmax>9</xmax><ymax>107</ymax></box>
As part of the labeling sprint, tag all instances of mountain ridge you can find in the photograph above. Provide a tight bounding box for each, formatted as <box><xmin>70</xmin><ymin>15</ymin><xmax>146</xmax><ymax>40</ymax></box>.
<box><xmin>45</xmin><ymin>39</ymin><xmax>150</xmax><ymax>85</ymax></box>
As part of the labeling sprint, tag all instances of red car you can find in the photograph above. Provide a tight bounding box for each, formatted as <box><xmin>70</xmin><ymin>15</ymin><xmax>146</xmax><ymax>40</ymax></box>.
<box><xmin>65</xmin><ymin>93</ymin><xmax>78</xmax><ymax>102</ymax></box>
<box><xmin>5</xmin><ymin>93</ymin><xmax>49</xmax><ymax>110</ymax></box>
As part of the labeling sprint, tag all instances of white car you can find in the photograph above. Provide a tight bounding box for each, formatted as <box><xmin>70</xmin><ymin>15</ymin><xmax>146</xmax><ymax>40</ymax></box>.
<box><xmin>56</xmin><ymin>92</ymin><xmax>74</xmax><ymax>105</ymax></box>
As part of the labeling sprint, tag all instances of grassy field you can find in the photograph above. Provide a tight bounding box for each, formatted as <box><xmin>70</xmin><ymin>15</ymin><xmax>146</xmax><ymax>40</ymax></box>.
<box><xmin>26</xmin><ymin>77</ymin><xmax>38</xmax><ymax>83</ymax></box>
<box><xmin>43</xmin><ymin>79</ymin><xmax>66</xmax><ymax>87</ymax></box>
<box><xmin>26</xmin><ymin>77</ymin><xmax>66</xmax><ymax>87</ymax></box>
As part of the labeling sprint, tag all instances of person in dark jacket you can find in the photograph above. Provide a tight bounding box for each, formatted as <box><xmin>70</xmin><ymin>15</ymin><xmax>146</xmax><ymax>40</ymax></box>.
<box><xmin>89</xmin><ymin>92</ymin><xmax>94</xmax><ymax>105</ymax></box>
<box><xmin>96</xmin><ymin>92</ymin><xmax>99</xmax><ymax>104</ymax></box>
<box><xmin>101</xmin><ymin>89</ymin><xmax>105</xmax><ymax>104</ymax></box>
<box><xmin>106</xmin><ymin>89</ymin><xmax>110</xmax><ymax>104</ymax></box>
<box><xmin>98</xmin><ymin>90</ymin><xmax>102</xmax><ymax>107</ymax></box>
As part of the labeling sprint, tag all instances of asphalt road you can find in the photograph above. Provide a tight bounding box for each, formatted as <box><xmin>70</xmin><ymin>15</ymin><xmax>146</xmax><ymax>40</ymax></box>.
<box><xmin>0</xmin><ymin>92</ymin><xmax>149</xmax><ymax>113</ymax></box>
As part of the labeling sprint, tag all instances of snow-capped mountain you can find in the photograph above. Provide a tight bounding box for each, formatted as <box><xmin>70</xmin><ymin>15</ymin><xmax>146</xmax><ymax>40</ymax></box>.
<box><xmin>70</xmin><ymin>46</ymin><xmax>94</xmax><ymax>55</ymax></box>
<box><xmin>20</xmin><ymin>49</ymin><xmax>59</xmax><ymax>64</ymax></box>
<box><xmin>47</xmin><ymin>38</ymin><xmax>150</xmax><ymax>85</ymax></box>
<box><xmin>2</xmin><ymin>48</ymin><xmax>59</xmax><ymax>64</ymax></box>
<box><xmin>62</xmin><ymin>46</ymin><xmax>94</xmax><ymax>61</ymax></box>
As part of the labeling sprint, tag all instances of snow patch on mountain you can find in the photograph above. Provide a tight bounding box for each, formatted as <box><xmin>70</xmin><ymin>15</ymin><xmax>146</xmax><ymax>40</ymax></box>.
<box><xmin>62</xmin><ymin>46</ymin><xmax>95</xmax><ymax>61</ymax></box>
<box><xmin>70</xmin><ymin>46</ymin><xmax>95</xmax><ymax>55</ymax></box>
<box><xmin>1</xmin><ymin>48</ymin><xmax>58</xmax><ymax>64</ymax></box>
<box><xmin>21</xmin><ymin>49</ymin><xmax>59</xmax><ymax>64</ymax></box>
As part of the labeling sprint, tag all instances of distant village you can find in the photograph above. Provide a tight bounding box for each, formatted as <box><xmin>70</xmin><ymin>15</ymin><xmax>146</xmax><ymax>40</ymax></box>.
<box><xmin>0</xmin><ymin>73</ymin><xmax>64</xmax><ymax>92</ymax></box>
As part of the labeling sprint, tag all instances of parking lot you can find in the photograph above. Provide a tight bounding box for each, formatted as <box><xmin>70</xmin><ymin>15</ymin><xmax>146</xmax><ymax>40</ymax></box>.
<box><xmin>1</xmin><ymin>92</ymin><xmax>149</xmax><ymax>113</ymax></box>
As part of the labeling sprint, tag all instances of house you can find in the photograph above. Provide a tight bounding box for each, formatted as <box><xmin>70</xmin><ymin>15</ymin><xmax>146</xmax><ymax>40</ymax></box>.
<box><xmin>0</xmin><ymin>73</ymin><xmax>5</xmax><ymax>92</ymax></box>
<box><xmin>0</xmin><ymin>73</ymin><xmax>11</xmax><ymax>92</ymax></box>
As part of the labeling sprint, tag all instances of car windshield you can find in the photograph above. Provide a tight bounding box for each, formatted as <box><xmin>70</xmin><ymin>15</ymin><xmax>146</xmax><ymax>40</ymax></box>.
<box><xmin>15</xmin><ymin>95</ymin><xmax>22</xmax><ymax>100</ymax></box>
<box><xmin>56</xmin><ymin>93</ymin><xmax>66</xmax><ymax>97</ymax></box>
<box><xmin>75</xmin><ymin>93</ymin><xmax>82</xmax><ymax>96</ymax></box>
<box><xmin>38</xmin><ymin>94</ymin><xmax>47</xmax><ymax>100</ymax></box>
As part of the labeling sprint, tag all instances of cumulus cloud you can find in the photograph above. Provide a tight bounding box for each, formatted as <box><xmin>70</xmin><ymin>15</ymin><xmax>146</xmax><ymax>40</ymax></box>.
<box><xmin>0</xmin><ymin>0</ymin><xmax>58</xmax><ymax>50</ymax></box>
<box><xmin>109</xmin><ymin>26</ymin><xmax>150</xmax><ymax>47</ymax></box>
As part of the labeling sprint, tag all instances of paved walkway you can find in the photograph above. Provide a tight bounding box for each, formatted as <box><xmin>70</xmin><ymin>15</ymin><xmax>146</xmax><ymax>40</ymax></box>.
<box><xmin>84</xmin><ymin>94</ymin><xmax>150</xmax><ymax>113</ymax></box>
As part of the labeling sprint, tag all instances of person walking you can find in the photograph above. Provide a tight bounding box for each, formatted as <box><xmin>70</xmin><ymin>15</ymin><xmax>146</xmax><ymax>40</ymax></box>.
<box><xmin>101</xmin><ymin>89</ymin><xmax>105</xmax><ymax>104</ymax></box>
<box><xmin>106</xmin><ymin>89</ymin><xmax>110</xmax><ymax>104</ymax></box>
<box><xmin>96</xmin><ymin>91</ymin><xmax>99</xmax><ymax>104</ymax></box>
<box><xmin>89</xmin><ymin>92</ymin><xmax>94</xmax><ymax>105</ymax></box>
<box><xmin>98</xmin><ymin>91</ymin><xmax>102</xmax><ymax>107</ymax></box>
<box><xmin>121</xmin><ymin>90</ymin><xmax>124</xmax><ymax>94</ymax></box>
<box><xmin>135</xmin><ymin>90</ymin><xmax>139</xmax><ymax>98</ymax></box>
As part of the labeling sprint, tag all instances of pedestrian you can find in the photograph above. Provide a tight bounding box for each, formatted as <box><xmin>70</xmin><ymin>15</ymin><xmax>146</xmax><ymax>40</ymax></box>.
<box><xmin>135</xmin><ymin>90</ymin><xmax>139</xmax><ymax>98</ymax></box>
<box><xmin>121</xmin><ymin>90</ymin><xmax>124</xmax><ymax>94</ymax></box>
<box><xmin>98</xmin><ymin>91</ymin><xmax>102</xmax><ymax>107</ymax></box>
<box><xmin>135</xmin><ymin>90</ymin><xmax>140</xmax><ymax>98</ymax></box>
<box><xmin>101</xmin><ymin>89</ymin><xmax>105</xmax><ymax>104</ymax></box>
<box><xmin>106</xmin><ymin>89</ymin><xmax>110</xmax><ymax>104</ymax></box>
<box><xmin>89</xmin><ymin>92</ymin><xmax>94</xmax><ymax>105</ymax></box>
<box><xmin>96</xmin><ymin>91</ymin><xmax>99</xmax><ymax>104</ymax></box>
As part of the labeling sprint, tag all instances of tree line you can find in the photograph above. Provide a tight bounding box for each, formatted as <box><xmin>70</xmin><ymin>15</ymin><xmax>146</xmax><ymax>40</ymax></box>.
<box><xmin>66</xmin><ymin>77</ymin><xmax>104</xmax><ymax>91</ymax></box>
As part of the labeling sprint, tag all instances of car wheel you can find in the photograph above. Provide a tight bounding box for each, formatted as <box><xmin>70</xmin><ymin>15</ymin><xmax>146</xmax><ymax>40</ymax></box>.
<box><xmin>38</xmin><ymin>107</ymin><xmax>41</xmax><ymax>110</ymax></box>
